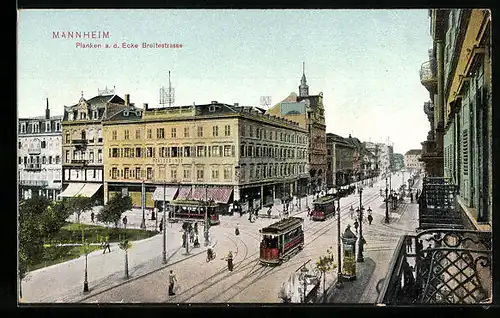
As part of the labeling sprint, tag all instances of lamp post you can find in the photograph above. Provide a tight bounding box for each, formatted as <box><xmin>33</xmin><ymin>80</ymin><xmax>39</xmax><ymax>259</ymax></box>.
<box><xmin>385</xmin><ymin>178</ymin><xmax>389</xmax><ymax>223</ymax></box>
<box><xmin>335</xmin><ymin>198</ymin><xmax>343</xmax><ymax>288</ymax></box>
<box><xmin>140</xmin><ymin>179</ymin><xmax>146</xmax><ymax>230</ymax></box>
<box><xmin>357</xmin><ymin>187</ymin><xmax>364</xmax><ymax>263</ymax></box>
<box><xmin>299</xmin><ymin>266</ymin><xmax>309</xmax><ymax>303</ymax></box>
<box><xmin>162</xmin><ymin>182</ymin><xmax>167</xmax><ymax>264</ymax></box>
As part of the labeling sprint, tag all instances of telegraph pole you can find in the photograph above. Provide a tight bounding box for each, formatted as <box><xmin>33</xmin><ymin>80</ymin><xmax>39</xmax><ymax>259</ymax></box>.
<box><xmin>357</xmin><ymin>188</ymin><xmax>364</xmax><ymax>263</ymax></box>
<box><xmin>336</xmin><ymin>197</ymin><xmax>343</xmax><ymax>288</ymax></box>
<box><xmin>162</xmin><ymin>182</ymin><xmax>167</xmax><ymax>264</ymax></box>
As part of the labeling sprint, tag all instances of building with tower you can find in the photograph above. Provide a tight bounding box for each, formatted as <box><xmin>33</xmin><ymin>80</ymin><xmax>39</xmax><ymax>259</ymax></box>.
<box><xmin>18</xmin><ymin>99</ymin><xmax>63</xmax><ymax>200</ymax></box>
<box><xmin>266</xmin><ymin>63</ymin><xmax>327</xmax><ymax>194</ymax></box>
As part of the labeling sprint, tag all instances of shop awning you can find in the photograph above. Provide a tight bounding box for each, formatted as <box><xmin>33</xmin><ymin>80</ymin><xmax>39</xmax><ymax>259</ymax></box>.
<box><xmin>176</xmin><ymin>187</ymin><xmax>192</xmax><ymax>200</ymax></box>
<box><xmin>76</xmin><ymin>183</ymin><xmax>102</xmax><ymax>198</ymax></box>
<box><xmin>152</xmin><ymin>186</ymin><xmax>178</xmax><ymax>201</ymax></box>
<box><xmin>58</xmin><ymin>183</ymin><xmax>85</xmax><ymax>198</ymax></box>
<box><xmin>192</xmin><ymin>187</ymin><xmax>233</xmax><ymax>204</ymax></box>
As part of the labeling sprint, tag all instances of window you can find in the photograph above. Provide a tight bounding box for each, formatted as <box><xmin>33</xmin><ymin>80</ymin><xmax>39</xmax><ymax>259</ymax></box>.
<box><xmin>171</xmin><ymin>147</ymin><xmax>178</xmax><ymax>157</ymax></box>
<box><xmin>224</xmin><ymin>167</ymin><xmax>232</xmax><ymax>180</ymax></box>
<box><xmin>45</xmin><ymin>122</ymin><xmax>51</xmax><ymax>132</ymax></box>
<box><xmin>97</xmin><ymin>129</ymin><xmax>103</xmax><ymax>143</ymax></box>
<box><xmin>56</xmin><ymin>122</ymin><xmax>61</xmax><ymax>131</ymax></box>
<box><xmin>147</xmin><ymin>147</ymin><xmax>154</xmax><ymax>158</ymax></box>
<box><xmin>241</xmin><ymin>125</ymin><xmax>246</xmax><ymax>137</ymax></box>
<box><xmin>135</xmin><ymin>167</ymin><xmax>141</xmax><ymax>179</ymax></box>
<box><xmin>171</xmin><ymin>169</ymin><xmax>177</xmax><ymax>180</ymax></box>
<box><xmin>147</xmin><ymin>129</ymin><xmax>152</xmax><ymax>139</ymax></box>
<box><xmin>184</xmin><ymin>127</ymin><xmax>190</xmax><ymax>138</ymax></box>
<box><xmin>197</xmin><ymin>168</ymin><xmax>204</xmax><ymax>180</ymax></box>
<box><xmin>89</xmin><ymin>151</ymin><xmax>94</xmax><ymax>163</ymax></box>
<box><xmin>97</xmin><ymin>150</ymin><xmax>102</xmax><ymax>163</ymax></box>
<box><xmin>240</xmin><ymin>165</ymin><xmax>246</xmax><ymax>181</ymax></box>
<box><xmin>250</xmin><ymin>126</ymin><xmax>254</xmax><ymax>138</ymax></box>
<box><xmin>224</xmin><ymin>145</ymin><xmax>231</xmax><ymax>157</ymax></box>
<box><xmin>124</xmin><ymin>148</ymin><xmax>130</xmax><ymax>158</ymax></box>
<box><xmin>249</xmin><ymin>164</ymin><xmax>254</xmax><ymax>179</ymax></box>
<box><xmin>147</xmin><ymin>167</ymin><xmax>153</xmax><ymax>180</ymax></box>
<box><xmin>20</xmin><ymin>123</ymin><xmax>26</xmax><ymax>133</ymax></box>
<box><xmin>18</xmin><ymin>157</ymin><xmax>22</xmax><ymax>164</ymax></box>
<box><xmin>212</xmin><ymin>168</ymin><xmax>219</xmax><ymax>180</ymax></box>
<box><xmin>18</xmin><ymin>141</ymin><xmax>21</xmax><ymax>149</ymax></box>
<box><xmin>93</xmin><ymin>110</ymin><xmax>98</xmax><ymax>120</ymax></box>
<box><xmin>42</xmin><ymin>156</ymin><xmax>46</xmax><ymax>164</ymax></box>
<box><xmin>157</xmin><ymin>128</ymin><xmax>165</xmax><ymax>139</ymax></box>
<box><xmin>248</xmin><ymin>145</ymin><xmax>253</xmax><ymax>157</ymax></box>
<box><xmin>136</xmin><ymin>129</ymin><xmax>141</xmax><ymax>139</ymax></box>
<box><xmin>184</xmin><ymin>146</ymin><xmax>191</xmax><ymax>157</ymax></box>
<box><xmin>225</xmin><ymin>125</ymin><xmax>231</xmax><ymax>136</ymax></box>
<box><xmin>213</xmin><ymin>126</ymin><xmax>219</xmax><ymax>137</ymax></box>
<box><xmin>240</xmin><ymin>145</ymin><xmax>245</xmax><ymax>157</ymax></box>
<box><xmin>136</xmin><ymin>147</ymin><xmax>142</xmax><ymax>157</ymax></box>
<box><xmin>183</xmin><ymin>169</ymin><xmax>191</xmax><ymax>179</ymax></box>
<box><xmin>212</xmin><ymin>145</ymin><xmax>220</xmax><ymax>157</ymax></box>
<box><xmin>171</xmin><ymin>128</ymin><xmax>177</xmax><ymax>138</ymax></box>
<box><xmin>65</xmin><ymin>133</ymin><xmax>70</xmax><ymax>144</ymax></box>
<box><xmin>112</xmin><ymin>168</ymin><xmax>118</xmax><ymax>179</ymax></box>
<box><xmin>112</xmin><ymin>130</ymin><xmax>117</xmax><ymax>140</ymax></box>
<box><xmin>197</xmin><ymin>146</ymin><xmax>205</xmax><ymax>157</ymax></box>
<box><xmin>197</xmin><ymin>126</ymin><xmax>203</xmax><ymax>137</ymax></box>
<box><xmin>124</xmin><ymin>168</ymin><xmax>130</xmax><ymax>179</ymax></box>
<box><xmin>124</xmin><ymin>130</ymin><xmax>130</xmax><ymax>140</ymax></box>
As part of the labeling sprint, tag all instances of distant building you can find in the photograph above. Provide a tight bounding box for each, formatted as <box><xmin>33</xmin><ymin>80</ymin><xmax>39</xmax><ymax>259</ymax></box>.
<box><xmin>266</xmin><ymin>64</ymin><xmax>327</xmax><ymax>193</ymax></box>
<box><xmin>326</xmin><ymin>133</ymin><xmax>355</xmax><ymax>187</ymax></box>
<box><xmin>18</xmin><ymin>99</ymin><xmax>63</xmax><ymax>200</ymax></box>
<box><xmin>391</xmin><ymin>153</ymin><xmax>405</xmax><ymax>171</ymax></box>
<box><xmin>404</xmin><ymin>149</ymin><xmax>423</xmax><ymax>172</ymax></box>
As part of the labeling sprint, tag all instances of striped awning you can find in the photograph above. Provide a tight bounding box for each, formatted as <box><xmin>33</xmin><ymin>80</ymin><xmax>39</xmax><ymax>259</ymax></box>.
<box><xmin>152</xmin><ymin>186</ymin><xmax>178</xmax><ymax>201</ymax></box>
<box><xmin>176</xmin><ymin>187</ymin><xmax>192</xmax><ymax>200</ymax></box>
<box><xmin>192</xmin><ymin>187</ymin><xmax>233</xmax><ymax>204</ymax></box>
<box><xmin>77</xmin><ymin>183</ymin><xmax>102</xmax><ymax>198</ymax></box>
<box><xmin>58</xmin><ymin>183</ymin><xmax>85</xmax><ymax>198</ymax></box>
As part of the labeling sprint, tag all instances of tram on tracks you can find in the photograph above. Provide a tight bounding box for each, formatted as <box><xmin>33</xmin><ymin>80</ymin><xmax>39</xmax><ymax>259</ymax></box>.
<box><xmin>259</xmin><ymin>217</ymin><xmax>304</xmax><ymax>266</ymax></box>
<box><xmin>311</xmin><ymin>195</ymin><xmax>337</xmax><ymax>221</ymax></box>
<box><xmin>168</xmin><ymin>199</ymin><xmax>221</xmax><ymax>225</ymax></box>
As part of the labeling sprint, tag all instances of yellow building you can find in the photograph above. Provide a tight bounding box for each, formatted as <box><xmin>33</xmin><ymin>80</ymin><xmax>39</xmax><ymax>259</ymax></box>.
<box><xmin>267</xmin><ymin>65</ymin><xmax>327</xmax><ymax>193</ymax></box>
<box><xmin>103</xmin><ymin>101</ymin><xmax>309</xmax><ymax>211</ymax></box>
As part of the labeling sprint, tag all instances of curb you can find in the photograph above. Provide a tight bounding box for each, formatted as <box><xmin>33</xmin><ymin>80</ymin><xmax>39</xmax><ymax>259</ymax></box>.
<box><xmin>76</xmin><ymin>239</ymin><xmax>218</xmax><ymax>303</ymax></box>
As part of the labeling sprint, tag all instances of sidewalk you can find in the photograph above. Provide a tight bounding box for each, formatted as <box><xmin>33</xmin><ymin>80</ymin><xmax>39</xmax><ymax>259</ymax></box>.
<box><xmin>21</xmin><ymin>220</ymin><xmax>218</xmax><ymax>303</ymax></box>
<box><xmin>321</xmin><ymin>192</ymin><xmax>420</xmax><ymax>303</ymax></box>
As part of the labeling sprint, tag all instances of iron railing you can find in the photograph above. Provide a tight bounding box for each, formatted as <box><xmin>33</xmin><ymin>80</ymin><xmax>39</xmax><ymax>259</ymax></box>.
<box><xmin>419</xmin><ymin>60</ymin><xmax>437</xmax><ymax>86</ymax></box>
<box><xmin>24</xmin><ymin>163</ymin><xmax>42</xmax><ymax>171</ymax></box>
<box><xmin>19</xmin><ymin>179</ymin><xmax>48</xmax><ymax>187</ymax></box>
<box><xmin>377</xmin><ymin>229</ymin><xmax>491</xmax><ymax>305</ymax></box>
<box><xmin>70</xmin><ymin>159</ymin><xmax>88</xmax><ymax>166</ymax></box>
<box><xmin>419</xmin><ymin>177</ymin><xmax>462</xmax><ymax>229</ymax></box>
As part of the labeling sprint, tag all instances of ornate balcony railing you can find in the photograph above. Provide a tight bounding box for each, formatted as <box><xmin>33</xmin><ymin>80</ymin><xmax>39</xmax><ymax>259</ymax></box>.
<box><xmin>19</xmin><ymin>179</ymin><xmax>48</xmax><ymax>187</ymax></box>
<box><xmin>419</xmin><ymin>177</ymin><xmax>462</xmax><ymax>229</ymax></box>
<box><xmin>377</xmin><ymin>229</ymin><xmax>492</xmax><ymax>305</ymax></box>
<box><xmin>420</xmin><ymin>60</ymin><xmax>437</xmax><ymax>90</ymax></box>
<box><xmin>70</xmin><ymin>159</ymin><xmax>88</xmax><ymax>166</ymax></box>
<box><xmin>24</xmin><ymin>163</ymin><xmax>42</xmax><ymax>171</ymax></box>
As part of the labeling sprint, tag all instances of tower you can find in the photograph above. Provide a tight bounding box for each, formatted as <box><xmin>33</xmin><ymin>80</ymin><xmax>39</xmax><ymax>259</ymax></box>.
<box><xmin>299</xmin><ymin>62</ymin><xmax>309</xmax><ymax>97</ymax></box>
<box><xmin>45</xmin><ymin>98</ymin><xmax>50</xmax><ymax>119</ymax></box>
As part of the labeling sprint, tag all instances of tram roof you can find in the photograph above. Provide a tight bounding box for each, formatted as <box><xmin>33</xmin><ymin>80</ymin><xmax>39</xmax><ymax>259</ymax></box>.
<box><xmin>313</xmin><ymin>195</ymin><xmax>337</xmax><ymax>204</ymax></box>
<box><xmin>168</xmin><ymin>199</ymin><xmax>218</xmax><ymax>207</ymax></box>
<box><xmin>260</xmin><ymin>217</ymin><xmax>303</xmax><ymax>234</ymax></box>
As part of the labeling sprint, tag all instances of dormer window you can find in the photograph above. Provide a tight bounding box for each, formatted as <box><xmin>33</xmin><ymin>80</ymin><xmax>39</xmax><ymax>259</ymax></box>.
<box><xmin>93</xmin><ymin>110</ymin><xmax>98</xmax><ymax>119</ymax></box>
<box><xmin>55</xmin><ymin>121</ymin><xmax>61</xmax><ymax>131</ymax></box>
<box><xmin>20</xmin><ymin>123</ymin><xmax>26</xmax><ymax>133</ymax></box>
<box><xmin>209</xmin><ymin>105</ymin><xmax>216</xmax><ymax>112</ymax></box>
<box><xmin>123</xmin><ymin>110</ymin><xmax>129</xmax><ymax>116</ymax></box>
<box><xmin>45</xmin><ymin>121</ymin><xmax>51</xmax><ymax>132</ymax></box>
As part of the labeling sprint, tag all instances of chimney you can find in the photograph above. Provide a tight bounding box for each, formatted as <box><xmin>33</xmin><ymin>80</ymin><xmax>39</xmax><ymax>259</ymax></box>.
<box><xmin>125</xmin><ymin>94</ymin><xmax>130</xmax><ymax>106</ymax></box>
<box><xmin>211</xmin><ymin>100</ymin><xmax>218</xmax><ymax>104</ymax></box>
<box><xmin>234</xmin><ymin>103</ymin><xmax>239</xmax><ymax>107</ymax></box>
<box><xmin>143</xmin><ymin>103</ymin><xmax>148</xmax><ymax>111</ymax></box>
<box><xmin>45</xmin><ymin>98</ymin><xmax>50</xmax><ymax>119</ymax></box>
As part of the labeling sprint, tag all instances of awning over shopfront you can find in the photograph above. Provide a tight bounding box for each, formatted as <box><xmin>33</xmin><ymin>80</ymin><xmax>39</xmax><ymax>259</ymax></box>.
<box><xmin>191</xmin><ymin>187</ymin><xmax>233</xmax><ymax>204</ymax></box>
<box><xmin>58</xmin><ymin>183</ymin><xmax>85</xmax><ymax>198</ymax></box>
<box><xmin>152</xmin><ymin>186</ymin><xmax>178</xmax><ymax>201</ymax></box>
<box><xmin>176</xmin><ymin>187</ymin><xmax>192</xmax><ymax>200</ymax></box>
<box><xmin>77</xmin><ymin>183</ymin><xmax>102</xmax><ymax>198</ymax></box>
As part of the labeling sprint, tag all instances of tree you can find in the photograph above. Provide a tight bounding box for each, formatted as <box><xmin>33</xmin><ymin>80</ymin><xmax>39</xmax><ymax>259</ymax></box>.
<box><xmin>96</xmin><ymin>194</ymin><xmax>132</xmax><ymax>228</ymax></box>
<box><xmin>316</xmin><ymin>247</ymin><xmax>336</xmax><ymax>303</ymax></box>
<box><xmin>118</xmin><ymin>238</ymin><xmax>133</xmax><ymax>279</ymax></box>
<box><xmin>65</xmin><ymin>195</ymin><xmax>94</xmax><ymax>224</ymax></box>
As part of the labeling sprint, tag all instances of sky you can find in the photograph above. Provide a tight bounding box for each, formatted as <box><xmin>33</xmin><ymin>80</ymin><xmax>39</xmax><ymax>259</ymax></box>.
<box><xmin>17</xmin><ymin>9</ymin><xmax>433</xmax><ymax>155</ymax></box>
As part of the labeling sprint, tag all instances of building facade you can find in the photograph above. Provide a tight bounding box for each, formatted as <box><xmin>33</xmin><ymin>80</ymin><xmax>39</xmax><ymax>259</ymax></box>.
<box><xmin>404</xmin><ymin>149</ymin><xmax>423</xmax><ymax>173</ymax></box>
<box><xmin>59</xmin><ymin>91</ymin><xmax>131</xmax><ymax>203</ymax></box>
<box><xmin>18</xmin><ymin>100</ymin><xmax>63</xmax><ymax>200</ymax></box>
<box><xmin>102</xmin><ymin>102</ymin><xmax>309</xmax><ymax>210</ymax></box>
<box><xmin>267</xmin><ymin>66</ymin><xmax>327</xmax><ymax>193</ymax></box>
<box><xmin>326</xmin><ymin>133</ymin><xmax>356</xmax><ymax>187</ymax></box>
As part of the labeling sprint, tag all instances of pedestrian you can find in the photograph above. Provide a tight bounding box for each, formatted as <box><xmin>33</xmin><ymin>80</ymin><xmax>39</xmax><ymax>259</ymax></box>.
<box><xmin>406</xmin><ymin>237</ymin><xmax>413</xmax><ymax>253</ymax></box>
<box><xmin>91</xmin><ymin>212</ymin><xmax>95</xmax><ymax>223</ymax></box>
<box><xmin>194</xmin><ymin>222</ymin><xmax>198</xmax><ymax>235</ymax></box>
<box><xmin>190</xmin><ymin>229</ymin><xmax>194</xmax><ymax>243</ymax></box>
<box><xmin>103</xmin><ymin>235</ymin><xmax>111</xmax><ymax>254</ymax></box>
<box><xmin>410</xmin><ymin>192</ymin><xmax>414</xmax><ymax>203</ymax></box>
<box><xmin>182</xmin><ymin>232</ymin><xmax>186</xmax><ymax>248</ymax></box>
<box><xmin>235</xmin><ymin>223</ymin><xmax>240</xmax><ymax>236</ymax></box>
<box><xmin>194</xmin><ymin>235</ymin><xmax>200</xmax><ymax>248</ymax></box>
<box><xmin>122</xmin><ymin>216</ymin><xmax>128</xmax><ymax>229</ymax></box>
<box><xmin>159</xmin><ymin>218</ymin><xmax>163</xmax><ymax>232</ymax></box>
<box><xmin>367</xmin><ymin>214</ymin><xmax>373</xmax><ymax>225</ymax></box>
<box><xmin>168</xmin><ymin>270</ymin><xmax>178</xmax><ymax>296</ymax></box>
<box><xmin>353</xmin><ymin>220</ymin><xmax>359</xmax><ymax>234</ymax></box>
<box><xmin>416</xmin><ymin>240</ymin><xmax>423</xmax><ymax>255</ymax></box>
<box><xmin>226</xmin><ymin>251</ymin><xmax>234</xmax><ymax>271</ymax></box>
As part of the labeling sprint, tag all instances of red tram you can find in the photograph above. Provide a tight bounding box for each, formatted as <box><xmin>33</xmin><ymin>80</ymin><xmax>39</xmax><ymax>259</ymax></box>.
<box><xmin>311</xmin><ymin>196</ymin><xmax>336</xmax><ymax>221</ymax></box>
<box><xmin>259</xmin><ymin>217</ymin><xmax>304</xmax><ymax>265</ymax></box>
<box><xmin>168</xmin><ymin>200</ymin><xmax>220</xmax><ymax>225</ymax></box>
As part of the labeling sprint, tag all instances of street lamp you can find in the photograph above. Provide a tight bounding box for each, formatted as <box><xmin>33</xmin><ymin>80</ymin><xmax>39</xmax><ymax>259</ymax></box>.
<box><xmin>335</xmin><ymin>198</ymin><xmax>343</xmax><ymax>289</ymax></box>
<box><xmin>357</xmin><ymin>187</ymin><xmax>364</xmax><ymax>263</ymax></box>
<box><xmin>385</xmin><ymin>183</ymin><xmax>389</xmax><ymax>224</ymax></box>
<box><xmin>299</xmin><ymin>266</ymin><xmax>309</xmax><ymax>303</ymax></box>
<box><xmin>162</xmin><ymin>182</ymin><xmax>167</xmax><ymax>264</ymax></box>
<box><xmin>140</xmin><ymin>180</ymin><xmax>146</xmax><ymax>230</ymax></box>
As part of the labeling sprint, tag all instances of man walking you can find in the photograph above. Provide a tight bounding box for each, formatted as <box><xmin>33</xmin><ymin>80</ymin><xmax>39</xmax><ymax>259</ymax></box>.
<box><xmin>91</xmin><ymin>212</ymin><xmax>95</xmax><ymax>223</ymax></box>
<box><xmin>122</xmin><ymin>216</ymin><xmax>128</xmax><ymax>229</ymax></box>
<box><xmin>168</xmin><ymin>270</ymin><xmax>178</xmax><ymax>296</ymax></box>
<box><xmin>226</xmin><ymin>251</ymin><xmax>234</xmax><ymax>271</ymax></box>
<box><xmin>353</xmin><ymin>220</ymin><xmax>359</xmax><ymax>234</ymax></box>
<box><xmin>102</xmin><ymin>235</ymin><xmax>111</xmax><ymax>254</ymax></box>
<box><xmin>367</xmin><ymin>214</ymin><xmax>373</xmax><ymax>225</ymax></box>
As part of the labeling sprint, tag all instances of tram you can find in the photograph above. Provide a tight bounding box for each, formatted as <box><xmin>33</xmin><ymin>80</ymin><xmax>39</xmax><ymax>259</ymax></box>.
<box><xmin>311</xmin><ymin>195</ymin><xmax>336</xmax><ymax>221</ymax></box>
<box><xmin>259</xmin><ymin>217</ymin><xmax>304</xmax><ymax>265</ymax></box>
<box><xmin>168</xmin><ymin>199</ymin><xmax>221</xmax><ymax>225</ymax></box>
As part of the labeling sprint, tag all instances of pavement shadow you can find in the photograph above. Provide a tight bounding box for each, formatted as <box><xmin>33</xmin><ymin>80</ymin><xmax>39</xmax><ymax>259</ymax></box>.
<box><xmin>326</xmin><ymin>257</ymin><xmax>376</xmax><ymax>303</ymax></box>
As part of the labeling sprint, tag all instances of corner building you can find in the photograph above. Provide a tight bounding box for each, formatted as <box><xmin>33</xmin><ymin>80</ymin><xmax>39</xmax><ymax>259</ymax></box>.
<box><xmin>103</xmin><ymin>102</ymin><xmax>309</xmax><ymax>211</ymax></box>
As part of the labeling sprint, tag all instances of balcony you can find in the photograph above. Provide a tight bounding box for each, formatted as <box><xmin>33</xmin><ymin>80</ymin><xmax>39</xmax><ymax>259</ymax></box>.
<box><xmin>70</xmin><ymin>159</ymin><xmax>88</xmax><ymax>166</ymax></box>
<box><xmin>24</xmin><ymin>163</ymin><xmax>42</xmax><ymax>171</ymax></box>
<box><xmin>419</xmin><ymin>60</ymin><xmax>437</xmax><ymax>93</ymax></box>
<box><xmin>377</xmin><ymin>229</ymin><xmax>491</xmax><ymax>304</ymax></box>
<box><xmin>19</xmin><ymin>179</ymin><xmax>48</xmax><ymax>187</ymax></box>
<box><xmin>421</xmin><ymin>140</ymin><xmax>437</xmax><ymax>155</ymax></box>
<box><xmin>71</xmin><ymin>139</ymin><xmax>88</xmax><ymax>148</ymax></box>
<box><xmin>418</xmin><ymin>177</ymin><xmax>462</xmax><ymax>229</ymax></box>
